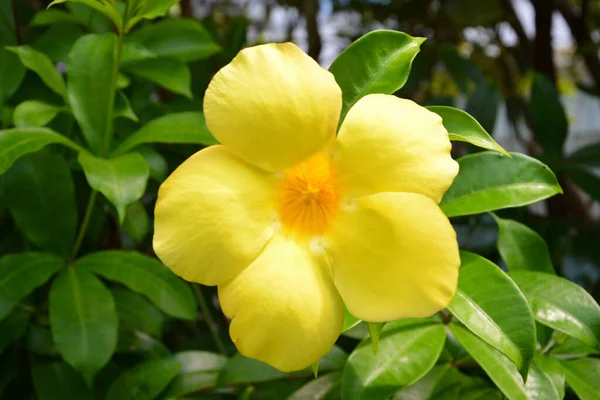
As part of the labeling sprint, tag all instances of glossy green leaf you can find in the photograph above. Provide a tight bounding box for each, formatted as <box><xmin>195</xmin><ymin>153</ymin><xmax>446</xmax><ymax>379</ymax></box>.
<box><xmin>289</xmin><ymin>372</ymin><xmax>342</xmax><ymax>400</ymax></box>
<box><xmin>566</xmin><ymin>167</ymin><xmax>600</xmax><ymax>202</ymax></box>
<box><xmin>0</xmin><ymin>306</ymin><xmax>29</xmax><ymax>353</ymax></box>
<box><xmin>49</xmin><ymin>268</ymin><xmax>118</xmax><ymax>377</ymax></box>
<box><xmin>441</xmin><ymin>152</ymin><xmax>562</xmax><ymax>217</ymax></box>
<box><xmin>492</xmin><ymin>215</ymin><xmax>555</xmax><ymax>274</ymax></box>
<box><xmin>5</xmin><ymin>46</ymin><xmax>66</xmax><ymax>97</ymax></box>
<box><xmin>510</xmin><ymin>271</ymin><xmax>600</xmax><ymax>349</ymax></box>
<box><xmin>32</xmin><ymin>361</ymin><xmax>94</xmax><ymax>400</ymax></box>
<box><xmin>125</xmin><ymin>0</ymin><xmax>179</xmax><ymax>31</ymax></box>
<box><xmin>450</xmin><ymin>323</ymin><xmax>559</xmax><ymax>400</ymax></box>
<box><xmin>568</xmin><ymin>143</ymin><xmax>600</xmax><ymax>167</ymax></box>
<box><xmin>112</xmin><ymin>287</ymin><xmax>164</xmax><ymax>338</ymax></box>
<box><xmin>162</xmin><ymin>351</ymin><xmax>228</xmax><ymax>398</ymax></box>
<box><xmin>112</xmin><ymin>112</ymin><xmax>217</xmax><ymax>156</ymax></box>
<box><xmin>78</xmin><ymin>152</ymin><xmax>149</xmax><ymax>223</ymax></box>
<box><xmin>48</xmin><ymin>0</ymin><xmax>122</xmax><ymax>31</ymax></box>
<box><xmin>13</xmin><ymin>100</ymin><xmax>64</xmax><ymax>128</ymax></box>
<box><xmin>561</xmin><ymin>358</ymin><xmax>600</xmax><ymax>400</ymax></box>
<box><xmin>550</xmin><ymin>337</ymin><xmax>600</xmax><ymax>358</ymax></box>
<box><xmin>75</xmin><ymin>250</ymin><xmax>196</xmax><ymax>320</ymax></box>
<box><xmin>0</xmin><ymin>48</ymin><xmax>25</xmax><ymax>104</ymax></box>
<box><xmin>329</xmin><ymin>30</ymin><xmax>424</xmax><ymax>123</ymax></box>
<box><xmin>116</xmin><ymin>330</ymin><xmax>170</xmax><ymax>359</ymax></box>
<box><xmin>122</xmin><ymin>201</ymin><xmax>150</xmax><ymax>243</ymax></box>
<box><xmin>0</xmin><ymin>127</ymin><xmax>85</xmax><ymax>175</ymax></box>
<box><xmin>68</xmin><ymin>33</ymin><xmax>118</xmax><ymax>154</ymax></box>
<box><xmin>123</xmin><ymin>57</ymin><xmax>192</xmax><ymax>98</ymax></box>
<box><xmin>2</xmin><ymin>150</ymin><xmax>77</xmax><ymax>257</ymax></box>
<box><xmin>426</xmin><ymin>106</ymin><xmax>509</xmax><ymax>156</ymax></box>
<box><xmin>0</xmin><ymin>252</ymin><xmax>65</xmax><ymax>320</ymax></box>
<box><xmin>126</xmin><ymin>18</ymin><xmax>220</xmax><ymax>61</ymax></box>
<box><xmin>30</xmin><ymin>9</ymin><xmax>80</xmax><ymax>26</ymax></box>
<box><xmin>530</xmin><ymin>73</ymin><xmax>567</xmax><ymax>157</ymax></box>
<box><xmin>447</xmin><ymin>251</ymin><xmax>535</xmax><ymax>377</ymax></box>
<box><xmin>342</xmin><ymin>320</ymin><xmax>446</xmax><ymax>400</ymax></box>
<box><xmin>217</xmin><ymin>352</ymin><xmax>287</xmax><ymax>386</ymax></box>
<box><xmin>106</xmin><ymin>358</ymin><xmax>181</xmax><ymax>400</ymax></box>
<box><xmin>392</xmin><ymin>365</ymin><xmax>450</xmax><ymax>400</ymax></box>
<box><xmin>535</xmin><ymin>355</ymin><xmax>565</xmax><ymax>399</ymax></box>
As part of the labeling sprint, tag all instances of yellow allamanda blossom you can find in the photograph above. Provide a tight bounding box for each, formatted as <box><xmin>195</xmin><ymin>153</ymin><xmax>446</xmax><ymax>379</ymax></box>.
<box><xmin>153</xmin><ymin>43</ymin><xmax>460</xmax><ymax>372</ymax></box>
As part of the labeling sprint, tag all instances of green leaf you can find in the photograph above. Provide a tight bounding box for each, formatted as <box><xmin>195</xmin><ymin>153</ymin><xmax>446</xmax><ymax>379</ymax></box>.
<box><xmin>450</xmin><ymin>323</ymin><xmax>559</xmax><ymax>400</ymax></box>
<box><xmin>561</xmin><ymin>358</ymin><xmax>600</xmax><ymax>400</ymax></box>
<box><xmin>106</xmin><ymin>358</ymin><xmax>181</xmax><ymax>400</ymax></box>
<box><xmin>123</xmin><ymin>57</ymin><xmax>192</xmax><ymax>98</ymax></box>
<box><xmin>217</xmin><ymin>352</ymin><xmax>286</xmax><ymax>386</ymax></box>
<box><xmin>13</xmin><ymin>100</ymin><xmax>64</xmax><ymax>128</ymax></box>
<box><xmin>342</xmin><ymin>306</ymin><xmax>361</xmax><ymax>332</ymax></box>
<box><xmin>535</xmin><ymin>355</ymin><xmax>565</xmax><ymax>399</ymax></box>
<box><xmin>33</xmin><ymin>24</ymin><xmax>85</xmax><ymax>64</ymax></box>
<box><xmin>137</xmin><ymin>145</ymin><xmax>167</xmax><ymax>181</ymax></box>
<box><xmin>0</xmin><ymin>306</ymin><xmax>29</xmax><ymax>353</ymax></box>
<box><xmin>113</xmin><ymin>91</ymin><xmax>138</xmax><ymax>122</ymax></box>
<box><xmin>49</xmin><ymin>268</ymin><xmax>118</xmax><ymax>378</ymax></box>
<box><xmin>0</xmin><ymin>252</ymin><xmax>65</xmax><ymax>320</ymax></box>
<box><xmin>465</xmin><ymin>81</ymin><xmax>502</xmax><ymax>134</ymax></box>
<box><xmin>440</xmin><ymin>152</ymin><xmax>562</xmax><ymax>217</ymax></box>
<box><xmin>426</xmin><ymin>106</ymin><xmax>509</xmax><ymax>156</ymax></box>
<box><xmin>122</xmin><ymin>201</ymin><xmax>150</xmax><ymax>243</ymax></box>
<box><xmin>550</xmin><ymin>337</ymin><xmax>600</xmax><ymax>358</ymax></box>
<box><xmin>67</xmin><ymin>33</ymin><xmax>118</xmax><ymax>154</ymax></box>
<box><xmin>392</xmin><ymin>365</ymin><xmax>451</xmax><ymax>400</ymax></box>
<box><xmin>126</xmin><ymin>18</ymin><xmax>220</xmax><ymax>61</ymax></box>
<box><xmin>112</xmin><ymin>112</ymin><xmax>217</xmax><ymax>156</ymax></box>
<box><xmin>48</xmin><ymin>0</ymin><xmax>122</xmax><ymax>31</ymax></box>
<box><xmin>125</xmin><ymin>0</ymin><xmax>179</xmax><ymax>31</ymax></box>
<box><xmin>112</xmin><ymin>287</ymin><xmax>164</xmax><ymax>338</ymax></box>
<box><xmin>32</xmin><ymin>362</ymin><xmax>94</xmax><ymax>400</ymax></box>
<box><xmin>329</xmin><ymin>30</ymin><xmax>424</xmax><ymax>123</ymax></box>
<box><xmin>566</xmin><ymin>167</ymin><xmax>600</xmax><ymax>202</ymax></box>
<box><xmin>367</xmin><ymin>322</ymin><xmax>385</xmax><ymax>355</ymax></box>
<box><xmin>75</xmin><ymin>250</ymin><xmax>196</xmax><ymax>320</ymax></box>
<box><xmin>78</xmin><ymin>152</ymin><xmax>149</xmax><ymax>223</ymax></box>
<box><xmin>568</xmin><ymin>143</ymin><xmax>600</xmax><ymax>167</ymax></box>
<box><xmin>5</xmin><ymin>46</ymin><xmax>66</xmax><ymax>97</ymax></box>
<box><xmin>30</xmin><ymin>9</ymin><xmax>80</xmax><ymax>26</ymax></box>
<box><xmin>510</xmin><ymin>271</ymin><xmax>600</xmax><ymax>349</ymax></box>
<box><xmin>2</xmin><ymin>150</ymin><xmax>77</xmax><ymax>257</ymax></box>
<box><xmin>162</xmin><ymin>351</ymin><xmax>228</xmax><ymax>398</ymax></box>
<box><xmin>342</xmin><ymin>320</ymin><xmax>446</xmax><ymax>400</ymax></box>
<box><xmin>26</xmin><ymin>325</ymin><xmax>58</xmax><ymax>356</ymax></box>
<box><xmin>289</xmin><ymin>372</ymin><xmax>341</xmax><ymax>400</ymax></box>
<box><xmin>447</xmin><ymin>251</ymin><xmax>535</xmax><ymax>377</ymax></box>
<box><xmin>492</xmin><ymin>215</ymin><xmax>555</xmax><ymax>274</ymax></box>
<box><xmin>0</xmin><ymin>127</ymin><xmax>85</xmax><ymax>175</ymax></box>
<box><xmin>0</xmin><ymin>48</ymin><xmax>25</xmax><ymax>104</ymax></box>
<box><xmin>530</xmin><ymin>73</ymin><xmax>567</xmax><ymax>157</ymax></box>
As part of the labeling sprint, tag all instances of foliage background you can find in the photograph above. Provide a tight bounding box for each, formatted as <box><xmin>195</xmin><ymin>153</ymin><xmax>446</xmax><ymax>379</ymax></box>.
<box><xmin>0</xmin><ymin>0</ymin><xmax>599</xmax><ymax>399</ymax></box>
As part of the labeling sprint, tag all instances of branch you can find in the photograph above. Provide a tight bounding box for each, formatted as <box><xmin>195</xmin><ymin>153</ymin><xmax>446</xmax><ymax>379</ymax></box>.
<box><xmin>500</xmin><ymin>0</ymin><xmax>531</xmax><ymax>62</ymax></box>
<box><xmin>302</xmin><ymin>0</ymin><xmax>321</xmax><ymax>61</ymax></box>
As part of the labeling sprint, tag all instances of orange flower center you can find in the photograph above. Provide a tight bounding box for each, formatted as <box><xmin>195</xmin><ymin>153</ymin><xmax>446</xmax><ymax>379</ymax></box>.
<box><xmin>278</xmin><ymin>154</ymin><xmax>340</xmax><ymax>237</ymax></box>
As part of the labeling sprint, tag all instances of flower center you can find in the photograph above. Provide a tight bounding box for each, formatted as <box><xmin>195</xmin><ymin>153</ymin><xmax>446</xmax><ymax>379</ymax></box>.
<box><xmin>278</xmin><ymin>154</ymin><xmax>340</xmax><ymax>237</ymax></box>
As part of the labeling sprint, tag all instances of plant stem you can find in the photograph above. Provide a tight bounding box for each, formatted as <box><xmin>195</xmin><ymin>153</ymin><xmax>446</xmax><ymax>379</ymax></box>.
<box><xmin>70</xmin><ymin>190</ymin><xmax>98</xmax><ymax>262</ymax></box>
<box><xmin>191</xmin><ymin>284</ymin><xmax>228</xmax><ymax>355</ymax></box>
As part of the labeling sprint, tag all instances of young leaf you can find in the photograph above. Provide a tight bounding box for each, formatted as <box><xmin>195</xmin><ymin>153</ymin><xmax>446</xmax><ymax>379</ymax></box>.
<box><xmin>329</xmin><ymin>30</ymin><xmax>424</xmax><ymax>123</ymax></box>
<box><xmin>13</xmin><ymin>100</ymin><xmax>63</xmax><ymax>127</ymax></box>
<box><xmin>75</xmin><ymin>250</ymin><xmax>197</xmax><ymax>320</ymax></box>
<box><xmin>48</xmin><ymin>0</ymin><xmax>122</xmax><ymax>31</ymax></box>
<box><xmin>124</xmin><ymin>0</ymin><xmax>180</xmax><ymax>31</ymax></box>
<box><xmin>111</xmin><ymin>112</ymin><xmax>217</xmax><ymax>156</ymax></box>
<box><xmin>68</xmin><ymin>33</ymin><xmax>118</xmax><ymax>154</ymax></box>
<box><xmin>32</xmin><ymin>362</ymin><xmax>93</xmax><ymax>400</ymax></box>
<box><xmin>530</xmin><ymin>73</ymin><xmax>568</xmax><ymax>157</ymax></box>
<box><xmin>49</xmin><ymin>268</ymin><xmax>118</xmax><ymax>378</ymax></box>
<box><xmin>560</xmin><ymin>358</ymin><xmax>600</xmax><ymax>400</ymax></box>
<box><xmin>426</xmin><ymin>106</ymin><xmax>509</xmax><ymax>156</ymax></box>
<box><xmin>510</xmin><ymin>271</ymin><xmax>600</xmax><ymax>349</ymax></box>
<box><xmin>122</xmin><ymin>57</ymin><xmax>192</xmax><ymax>99</ymax></box>
<box><xmin>105</xmin><ymin>358</ymin><xmax>181</xmax><ymax>400</ymax></box>
<box><xmin>492</xmin><ymin>215</ymin><xmax>555</xmax><ymax>274</ymax></box>
<box><xmin>126</xmin><ymin>18</ymin><xmax>221</xmax><ymax>62</ymax></box>
<box><xmin>2</xmin><ymin>150</ymin><xmax>77</xmax><ymax>257</ymax></box>
<box><xmin>113</xmin><ymin>91</ymin><xmax>138</xmax><ymax>122</ymax></box>
<box><xmin>450</xmin><ymin>323</ymin><xmax>559</xmax><ymax>400</ymax></box>
<box><xmin>289</xmin><ymin>372</ymin><xmax>342</xmax><ymax>400</ymax></box>
<box><xmin>0</xmin><ymin>127</ymin><xmax>85</xmax><ymax>175</ymax></box>
<box><xmin>5</xmin><ymin>46</ymin><xmax>66</xmax><ymax>97</ymax></box>
<box><xmin>78</xmin><ymin>152</ymin><xmax>149</xmax><ymax>224</ymax></box>
<box><xmin>0</xmin><ymin>252</ymin><xmax>65</xmax><ymax>320</ymax></box>
<box><xmin>441</xmin><ymin>152</ymin><xmax>562</xmax><ymax>217</ymax></box>
<box><xmin>163</xmin><ymin>351</ymin><xmax>228</xmax><ymax>398</ymax></box>
<box><xmin>342</xmin><ymin>320</ymin><xmax>445</xmax><ymax>400</ymax></box>
<box><xmin>447</xmin><ymin>251</ymin><xmax>535</xmax><ymax>378</ymax></box>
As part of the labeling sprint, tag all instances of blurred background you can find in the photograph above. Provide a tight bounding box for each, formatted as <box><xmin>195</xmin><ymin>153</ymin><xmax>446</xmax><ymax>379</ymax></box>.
<box><xmin>2</xmin><ymin>0</ymin><xmax>600</xmax><ymax>398</ymax></box>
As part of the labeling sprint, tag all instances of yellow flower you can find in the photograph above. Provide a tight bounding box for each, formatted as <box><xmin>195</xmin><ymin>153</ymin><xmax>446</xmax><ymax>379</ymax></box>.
<box><xmin>153</xmin><ymin>43</ymin><xmax>460</xmax><ymax>372</ymax></box>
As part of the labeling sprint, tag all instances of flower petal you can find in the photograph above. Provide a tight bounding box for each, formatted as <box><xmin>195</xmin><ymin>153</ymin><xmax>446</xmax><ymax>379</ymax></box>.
<box><xmin>327</xmin><ymin>192</ymin><xmax>460</xmax><ymax>322</ymax></box>
<box><xmin>204</xmin><ymin>43</ymin><xmax>342</xmax><ymax>172</ymax></box>
<box><xmin>153</xmin><ymin>145</ymin><xmax>277</xmax><ymax>286</ymax></box>
<box><xmin>334</xmin><ymin>94</ymin><xmax>458</xmax><ymax>203</ymax></box>
<box><xmin>218</xmin><ymin>235</ymin><xmax>343</xmax><ymax>372</ymax></box>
